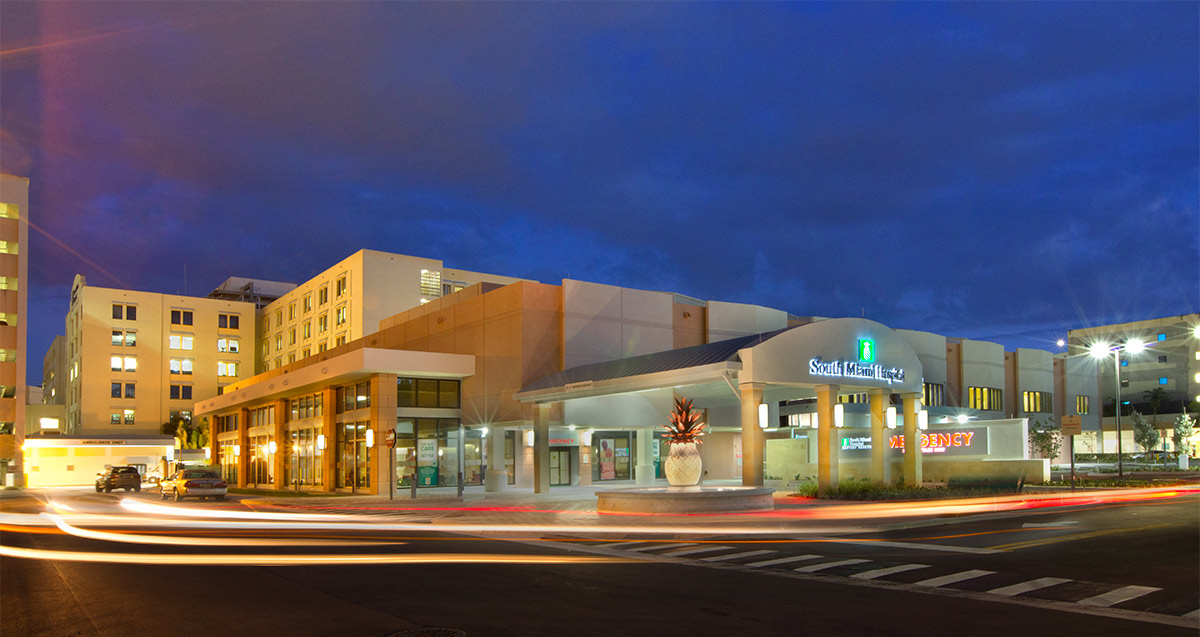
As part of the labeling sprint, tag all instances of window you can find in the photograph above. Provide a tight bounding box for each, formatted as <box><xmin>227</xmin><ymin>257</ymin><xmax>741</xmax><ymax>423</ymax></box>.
<box><xmin>275</xmin><ymin>309</ymin><xmax>283</xmax><ymax>326</ymax></box>
<box><xmin>1120</xmin><ymin>379</ymin><xmax>1129</xmax><ymax>388</ymax></box>
<box><xmin>126</xmin><ymin>305</ymin><xmax>137</xmax><ymax>320</ymax></box>
<box><xmin>317</xmin><ymin>314</ymin><xmax>328</xmax><ymax>333</ymax></box>
<box><xmin>1159</xmin><ymin>377</ymin><xmax>1168</xmax><ymax>385</ymax></box>
<box><xmin>302</xmin><ymin>321</ymin><xmax>311</xmax><ymax>339</ymax></box>
<box><xmin>217</xmin><ymin>338</ymin><xmax>240</xmax><ymax>353</ymax></box>
<box><xmin>288</xmin><ymin>302</ymin><xmax>296</xmax><ymax>321</ymax></box>
<box><xmin>170</xmin><ymin>309</ymin><xmax>193</xmax><ymax>326</ymax></box>
<box><xmin>122</xmin><ymin>356</ymin><xmax>136</xmax><ymax>371</ymax></box>
<box><xmin>397</xmin><ymin>378</ymin><xmax>460</xmax><ymax>409</ymax></box>
<box><xmin>1158</xmin><ymin>355</ymin><xmax>1168</xmax><ymax>363</ymax></box>
<box><xmin>112</xmin><ymin>304</ymin><xmax>122</xmax><ymax>320</ymax></box>
<box><xmin>1076</xmin><ymin>395</ymin><xmax>1090</xmax><ymax>415</ymax></box>
<box><xmin>124</xmin><ymin>383</ymin><xmax>135</xmax><ymax>398</ymax></box>
<box><xmin>1023</xmin><ymin>391</ymin><xmax>1052</xmax><ymax>414</ymax></box>
<box><xmin>1121</xmin><ymin>359</ymin><xmax>1129</xmax><ymax>367</ymax></box>
<box><xmin>335</xmin><ymin>305</ymin><xmax>347</xmax><ymax>326</ymax></box>
<box><xmin>170</xmin><ymin>358</ymin><xmax>193</xmax><ymax>375</ymax></box>
<box><xmin>218</xmin><ymin>361</ymin><xmax>239</xmax><ymax>377</ymax></box>
<box><xmin>420</xmin><ymin>269</ymin><xmax>441</xmax><ymax>297</ymax></box>
<box><xmin>318</xmin><ymin>285</ymin><xmax>329</xmax><ymax>305</ymax></box>
<box><xmin>273</xmin><ymin>357</ymin><xmax>282</xmax><ymax>369</ymax></box>
<box><xmin>287</xmin><ymin>353</ymin><xmax>295</xmax><ymax>364</ymax></box>
<box><xmin>110</xmin><ymin>413</ymin><xmax>120</xmax><ymax>425</ymax></box>
<box><xmin>288</xmin><ymin>328</ymin><xmax>297</xmax><ymax>345</ymax></box>
<box><xmin>967</xmin><ymin>386</ymin><xmax>1002</xmax><ymax>411</ymax></box>
<box><xmin>123</xmin><ymin>409</ymin><xmax>135</xmax><ymax>425</ymax></box>
<box><xmin>112</xmin><ymin>330</ymin><xmax>123</xmax><ymax>346</ymax></box>
<box><xmin>169</xmin><ymin>384</ymin><xmax>193</xmax><ymax>400</ymax></box>
<box><xmin>335</xmin><ymin>274</ymin><xmax>348</xmax><ymax>298</ymax></box>
<box><xmin>922</xmin><ymin>383</ymin><xmax>944</xmax><ymax>407</ymax></box>
<box><xmin>112</xmin><ymin>304</ymin><xmax>136</xmax><ymax>320</ymax></box>
<box><xmin>301</xmin><ymin>347</ymin><xmax>310</xmax><ymax>359</ymax></box>
<box><xmin>262</xmin><ymin>341</ymin><xmax>269</xmax><ymax>357</ymax></box>
<box><xmin>1157</xmin><ymin>333</ymin><xmax>1166</xmax><ymax>341</ymax></box>
<box><xmin>275</xmin><ymin>334</ymin><xmax>283</xmax><ymax>351</ymax></box>
<box><xmin>263</xmin><ymin>317</ymin><xmax>270</xmax><ymax>333</ymax></box>
<box><xmin>302</xmin><ymin>294</ymin><xmax>312</xmax><ymax>313</ymax></box>
<box><xmin>318</xmin><ymin>341</ymin><xmax>327</xmax><ymax>353</ymax></box>
<box><xmin>335</xmin><ymin>334</ymin><xmax>347</xmax><ymax>347</ymax></box>
<box><xmin>124</xmin><ymin>331</ymin><xmax>136</xmax><ymax>347</ymax></box>
<box><xmin>111</xmin><ymin>382</ymin><xmax>121</xmax><ymax>398</ymax></box>
<box><xmin>168</xmin><ymin>334</ymin><xmax>194</xmax><ymax>350</ymax></box>
<box><xmin>218</xmin><ymin>314</ymin><xmax>240</xmax><ymax>329</ymax></box>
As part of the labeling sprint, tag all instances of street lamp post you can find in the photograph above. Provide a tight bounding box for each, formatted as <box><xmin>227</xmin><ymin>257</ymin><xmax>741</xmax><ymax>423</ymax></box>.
<box><xmin>1089</xmin><ymin>339</ymin><xmax>1147</xmax><ymax>479</ymax></box>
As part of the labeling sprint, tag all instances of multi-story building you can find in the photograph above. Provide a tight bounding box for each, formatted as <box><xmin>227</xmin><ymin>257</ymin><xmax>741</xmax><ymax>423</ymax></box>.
<box><xmin>0</xmin><ymin>174</ymin><xmax>29</xmax><ymax>484</ymax></box>
<box><xmin>42</xmin><ymin>335</ymin><xmax>64</xmax><ymax>409</ymax></box>
<box><xmin>208</xmin><ymin>276</ymin><xmax>297</xmax><ymax>309</ymax></box>
<box><xmin>1066</xmin><ymin>314</ymin><xmax>1200</xmax><ymax>452</ymax></box>
<box><xmin>254</xmin><ymin>249</ymin><xmax>525</xmax><ymax>373</ymax></box>
<box><xmin>62</xmin><ymin>274</ymin><xmax>256</xmax><ymax>436</ymax></box>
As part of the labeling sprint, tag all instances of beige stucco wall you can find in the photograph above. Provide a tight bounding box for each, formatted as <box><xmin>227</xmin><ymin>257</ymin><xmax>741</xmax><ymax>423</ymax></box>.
<box><xmin>562</xmin><ymin>279</ymin><xmax>675</xmax><ymax>369</ymax></box>
<box><xmin>706</xmin><ymin>300</ymin><xmax>788</xmax><ymax>342</ymax></box>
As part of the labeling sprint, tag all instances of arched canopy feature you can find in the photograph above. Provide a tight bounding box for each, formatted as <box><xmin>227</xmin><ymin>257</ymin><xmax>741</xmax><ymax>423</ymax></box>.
<box><xmin>739</xmin><ymin>318</ymin><xmax>923</xmax><ymax>395</ymax></box>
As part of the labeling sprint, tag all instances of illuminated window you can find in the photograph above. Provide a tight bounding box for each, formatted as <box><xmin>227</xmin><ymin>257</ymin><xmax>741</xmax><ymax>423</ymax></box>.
<box><xmin>110</xmin><ymin>413</ymin><xmax>120</xmax><ymax>425</ymax></box>
<box><xmin>1157</xmin><ymin>333</ymin><xmax>1166</xmax><ymax>341</ymax></box>
<box><xmin>112</xmin><ymin>330</ymin><xmax>123</xmax><ymax>346</ymax></box>
<box><xmin>1076</xmin><ymin>395</ymin><xmax>1089</xmax><ymax>415</ymax></box>
<box><xmin>1159</xmin><ymin>377</ymin><xmax>1168</xmax><ymax>385</ymax></box>
<box><xmin>275</xmin><ymin>309</ymin><xmax>283</xmax><ymax>326</ymax></box>
<box><xmin>273</xmin><ymin>357</ymin><xmax>282</xmax><ymax>369</ymax></box>
<box><xmin>169</xmin><ymin>335</ymin><xmax>194</xmax><ymax>350</ymax></box>
<box><xmin>170</xmin><ymin>310</ymin><xmax>193</xmax><ymax>326</ymax></box>
<box><xmin>420</xmin><ymin>269</ymin><xmax>441</xmax><ymax>297</ymax></box>
<box><xmin>837</xmin><ymin>393</ymin><xmax>868</xmax><ymax>404</ymax></box>
<box><xmin>335</xmin><ymin>305</ymin><xmax>347</xmax><ymax>326</ymax></box>
<box><xmin>123</xmin><ymin>356</ymin><xmax>136</xmax><ymax>372</ymax></box>
<box><xmin>1023</xmin><ymin>391</ymin><xmax>1052</xmax><ymax>413</ymax></box>
<box><xmin>123</xmin><ymin>409</ymin><xmax>135</xmax><ymax>424</ymax></box>
<box><xmin>0</xmin><ymin>203</ymin><xmax>17</xmax><ymax>218</ymax></box>
<box><xmin>317</xmin><ymin>314</ymin><xmax>328</xmax><ymax>333</ymax></box>
<box><xmin>288</xmin><ymin>302</ymin><xmax>296</xmax><ymax>321</ymax></box>
<box><xmin>218</xmin><ymin>361</ymin><xmax>239</xmax><ymax>377</ymax></box>
<box><xmin>262</xmin><ymin>341</ymin><xmax>269</xmax><ymax>357</ymax></box>
<box><xmin>335</xmin><ymin>274</ymin><xmax>348</xmax><ymax>298</ymax></box>
<box><xmin>923</xmin><ymin>383</ymin><xmax>944</xmax><ymax>407</ymax></box>
<box><xmin>275</xmin><ymin>334</ymin><xmax>283</xmax><ymax>351</ymax></box>
<box><xmin>288</xmin><ymin>328</ymin><xmax>296</xmax><ymax>345</ymax></box>
<box><xmin>302</xmin><ymin>321</ymin><xmax>311</xmax><ymax>339</ymax></box>
<box><xmin>968</xmin><ymin>386</ymin><xmax>1002</xmax><ymax>411</ymax></box>
<box><xmin>218</xmin><ymin>314</ymin><xmax>240</xmax><ymax>329</ymax></box>
<box><xmin>0</xmin><ymin>240</ymin><xmax>13</xmax><ymax>254</ymax></box>
<box><xmin>218</xmin><ymin>338</ymin><xmax>239</xmax><ymax>353</ymax></box>
<box><xmin>318</xmin><ymin>285</ymin><xmax>329</xmax><ymax>305</ymax></box>
<box><xmin>302</xmin><ymin>294</ymin><xmax>312</xmax><ymax>313</ymax></box>
<box><xmin>125</xmin><ymin>331</ymin><xmax>136</xmax><ymax>347</ymax></box>
<box><xmin>170</xmin><ymin>358</ymin><xmax>193</xmax><ymax>375</ymax></box>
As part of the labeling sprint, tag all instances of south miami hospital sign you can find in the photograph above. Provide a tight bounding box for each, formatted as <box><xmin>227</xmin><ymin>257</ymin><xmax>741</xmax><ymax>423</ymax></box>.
<box><xmin>808</xmin><ymin>338</ymin><xmax>907</xmax><ymax>385</ymax></box>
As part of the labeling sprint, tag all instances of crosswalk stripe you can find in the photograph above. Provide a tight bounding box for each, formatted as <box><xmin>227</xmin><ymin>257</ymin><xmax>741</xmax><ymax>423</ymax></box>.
<box><xmin>1077</xmin><ymin>585</ymin><xmax>1161</xmax><ymax>607</ymax></box>
<box><xmin>626</xmin><ymin>543</ymin><xmax>696</xmax><ymax>553</ymax></box>
<box><xmin>988</xmin><ymin>577</ymin><xmax>1072</xmax><ymax>596</ymax></box>
<box><xmin>794</xmin><ymin>558</ymin><xmax>870</xmax><ymax>573</ymax></box>
<box><xmin>661</xmin><ymin>545</ymin><xmax>733</xmax><ymax>557</ymax></box>
<box><xmin>850</xmin><ymin>564</ymin><xmax>930</xmax><ymax>580</ymax></box>
<box><xmin>914</xmin><ymin>569</ymin><xmax>996</xmax><ymax>588</ymax></box>
<box><xmin>745</xmin><ymin>554</ymin><xmax>822</xmax><ymax>568</ymax></box>
<box><xmin>603</xmin><ymin>541</ymin><xmax>651</xmax><ymax>549</ymax></box>
<box><xmin>1182</xmin><ymin>609</ymin><xmax>1199</xmax><ymax>619</ymax></box>
<box><xmin>700</xmin><ymin>550</ymin><xmax>777</xmax><ymax>563</ymax></box>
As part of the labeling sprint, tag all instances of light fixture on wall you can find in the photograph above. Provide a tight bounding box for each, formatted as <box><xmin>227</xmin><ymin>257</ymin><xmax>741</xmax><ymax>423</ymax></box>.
<box><xmin>917</xmin><ymin>410</ymin><xmax>929</xmax><ymax>430</ymax></box>
<box><xmin>365</xmin><ymin>429</ymin><xmax>375</xmax><ymax>448</ymax></box>
<box><xmin>526</xmin><ymin>430</ymin><xmax>535</xmax><ymax>447</ymax></box>
<box><xmin>233</xmin><ymin>444</ymin><xmax>241</xmax><ymax>457</ymax></box>
<box><xmin>886</xmin><ymin>406</ymin><xmax>897</xmax><ymax>429</ymax></box>
<box><xmin>582</xmin><ymin>429</ymin><xmax>594</xmax><ymax>446</ymax></box>
<box><xmin>568</xmin><ymin>424</ymin><xmax>576</xmax><ymax>431</ymax></box>
<box><xmin>203</xmin><ymin>447</ymin><xmax>211</xmax><ymax>460</ymax></box>
<box><xmin>479</xmin><ymin>427</ymin><xmax>489</xmax><ymax>437</ymax></box>
<box><xmin>758</xmin><ymin>403</ymin><xmax>769</xmax><ymax>429</ymax></box>
<box><xmin>268</xmin><ymin>440</ymin><xmax>277</xmax><ymax>454</ymax></box>
<box><xmin>834</xmin><ymin>403</ymin><xmax>845</xmax><ymax>428</ymax></box>
<box><xmin>955</xmin><ymin>414</ymin><xmax>970</xmax><ymax>425</ymax></box>
<box><xmin>316</xmin><ymin>435</ymin><xmax>326</xmax><ymax>451</ymax></box>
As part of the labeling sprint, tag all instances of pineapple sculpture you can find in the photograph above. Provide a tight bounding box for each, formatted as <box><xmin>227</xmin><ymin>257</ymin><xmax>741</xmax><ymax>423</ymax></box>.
<box><xmin>662</xmin><ymin>397</ymin><xmax>706</xmax><ymax>486</ymax></box>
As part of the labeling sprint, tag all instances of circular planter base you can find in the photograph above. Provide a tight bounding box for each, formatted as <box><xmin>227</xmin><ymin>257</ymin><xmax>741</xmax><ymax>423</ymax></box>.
<box><xmin>596</xmin><ymin>486</ymin><xmax>775</xmax><ymax>514</ymax></box>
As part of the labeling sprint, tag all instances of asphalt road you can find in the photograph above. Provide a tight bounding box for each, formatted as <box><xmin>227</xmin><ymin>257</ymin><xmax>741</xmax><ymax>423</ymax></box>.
<box><xmin>2</xmin><ymin>489</ymin><xmax>1196</xmax><ymax>636</ymax></box>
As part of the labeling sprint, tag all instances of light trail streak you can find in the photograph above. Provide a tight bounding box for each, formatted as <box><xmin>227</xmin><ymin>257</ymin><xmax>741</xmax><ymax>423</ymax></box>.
<box><xmin>0</xmin><ymin>545</ymin><xmax>632</xmax><ymax>567</ymax></box>
<box><xmin>42</xmin><ymin>513</ymin><xmax>402</xmax><ymax>548</ymax></box>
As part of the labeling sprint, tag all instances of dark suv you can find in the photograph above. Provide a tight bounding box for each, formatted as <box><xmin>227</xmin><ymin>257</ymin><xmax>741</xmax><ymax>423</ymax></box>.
<box><xmin>95</xmin><ymin>466</ymin><xmax>142</xmax><ymax>493</ymax></box>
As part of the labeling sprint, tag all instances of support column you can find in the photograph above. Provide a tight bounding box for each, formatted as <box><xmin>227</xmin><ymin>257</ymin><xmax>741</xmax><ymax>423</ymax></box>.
<box><xmin>485</xmin><ymin>426</ymin><xmax>507</xmax><ymax>492</ymax></box>
<box><xmin>532</xmin><ymin>403</ymin><xmax>551</xmax><ymax>494</ymax></box>
<box><xmin>273</xmin><ymin>398</ymin><xmax>287</xmax><ymax>490</ymax></box>
<box><xmin>903</xmin><ymin>393</ymin><xmax>923</xmax><ymax>486</ymax></box>
<box><xmin>635</xmin><ymin>428</ymin><xmax>655</xmax><ymax>486</ymax></box>
<box><xmin>816</xmin><ymin>384</ymin><xmax>840</xmax><ymax>497</ymax></box>
<box><xmin>869</xmin><ymin>389</ymin><xmax>889</xmax><ymax>485</ymax></box>
<box><xmin>739</xmin><ymin>383</ymin><xmax>765</xmax><ymax>486</ymax></box>
<box><xmin>320</xmin><ymin>387</ymin><xmax>336</xmax><ymax>492</ymax></box>
<box><xmin>369</xmin><ymin>374</ymin><xmax>396</xmax><ymax>496</ymax></box>
<box><xmin>236</xmin><ymin>407</ymin><xmax>250</xmax><ymax>488</ymax></box>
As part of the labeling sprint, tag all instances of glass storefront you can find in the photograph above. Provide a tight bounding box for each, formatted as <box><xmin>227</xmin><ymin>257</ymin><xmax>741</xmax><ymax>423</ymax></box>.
<box><xmin>392</xmin><ymin>418</ymin><xmax>482</xmax><ymax>488</ymax></box>
<box><xmin>336</xmin><ymin>421</ymin><xmax>370</xmax><ymax>490</ymax></box>
<box><xmin>248</xmin><ymin>434</ymin><xmax>274</xmax><ymax>486</ymax></box>
<box><xmin>591</xmin><ymin>432</ymin><xmax>633</xmax><ymax>481</ymax></box>
<box><xmin>218</xmin><ymin>439</ymin><xmax>238</xmax><ymax>484</ymax></box>
<box><xmin>285</xmin><ymin>427</ymin><xmax>323</xmax><ymax>488</ymax></box>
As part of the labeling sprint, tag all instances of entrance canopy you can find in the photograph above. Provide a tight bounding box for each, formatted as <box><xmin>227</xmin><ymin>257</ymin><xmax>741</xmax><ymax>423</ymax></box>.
<box><xmin>517</xmin><ymin>317</ymin><xmax>924</xmax><ymax>406</ymax></box>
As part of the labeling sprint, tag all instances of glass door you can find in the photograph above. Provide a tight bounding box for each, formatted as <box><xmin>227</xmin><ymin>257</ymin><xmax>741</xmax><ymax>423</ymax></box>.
<box><xmin>549</xmin><ymin>449</ymin><xmax>571</xmax><ymax>486</ymax></box>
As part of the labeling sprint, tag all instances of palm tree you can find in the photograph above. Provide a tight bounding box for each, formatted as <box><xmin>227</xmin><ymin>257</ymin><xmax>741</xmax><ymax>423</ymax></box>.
<box><xmin>1143</xmin><ymin>387</ymin><xmax>1168</xmax><ymax>427</ymax></box>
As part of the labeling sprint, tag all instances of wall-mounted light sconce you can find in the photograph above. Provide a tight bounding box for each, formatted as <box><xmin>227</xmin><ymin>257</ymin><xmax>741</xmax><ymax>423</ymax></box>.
<box><xmin>365</xmin><ymin>429</ymin><xmax>375</xmax><ymax>448</ymax></box>
<box><xmin>886</xmin><ymin>406</ymin><xmax>897</xmax><ymax>429</ymax></box>
<box><xmin>480</xmin><ymin>427</ymin><xmax>489</xmax><ymax>437</ymax></box>
<box><xmin>268</xmin><ymin>440</ymin><xmax>277</xmax><ymax>454</ymax></box>
<box><xmin>526</xmin><ymin>430</ymin><xmax>535</xmax><ymax>447</ymax></box>
<box><xmin>582</xmin><ymin>429</ymin><xmax>594</xmax><ymax>446</ymax></box>
<box><xmin>568</xmin><ymin>424</ymin><xmax>576</xmax><ymax>431</ymax></box>
<box><xmin>316</xmin><ymin>435</ymin><xmax>326</xmax><ymax>451</ymax></box>
<box><xmin>203</xmin><ymin>447</ymin><xmax>211</xmax><ymax>460</ymax></box>
<box><xmin>233</xmin><ymin>444</ymin><xmax>241</xmax><ymax>457</ymax></box>
<box><xmin>917</xmin><ymin>410</ymin><xmax>929</xmax><ymax>430</ymax></box>
<box><xmin>834</xmin><ymin>403</ymin><xmax>845</xmax><ymax>428</ymax></box>
<box><xmin>758</xmin><ymin>403</ymin><xmax>769</xmax><ymax>429</ymax></box>
<box><xmin>955</xmin><ymin>414</ymin><xmax>970</xmax><ymax>425</ymax></box>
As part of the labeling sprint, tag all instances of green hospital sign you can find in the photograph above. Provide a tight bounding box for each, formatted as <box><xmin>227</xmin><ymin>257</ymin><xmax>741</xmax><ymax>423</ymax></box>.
<box><xmin>858</xmin><ymin>339</ymin><xmax>875</xmax><ymax>363</ymax></box>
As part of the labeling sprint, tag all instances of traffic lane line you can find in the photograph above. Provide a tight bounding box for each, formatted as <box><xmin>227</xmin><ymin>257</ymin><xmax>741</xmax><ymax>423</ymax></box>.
<box><xmin>988</xmin><ymin>523</ymin><xmax>1180</xmax><ymax>551</ymax></box>
<box><xmin>700</xmin><ymin>550</ymin><xmax>776</xmax><ymax>562</ymax></box>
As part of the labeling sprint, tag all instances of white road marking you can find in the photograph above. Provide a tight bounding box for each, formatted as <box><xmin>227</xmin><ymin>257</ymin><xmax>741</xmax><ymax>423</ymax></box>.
<box><xmin>1077</xmin><ymin>585</ymin><xmax>1162</xmax><ymax>607</ymax></box>
<box><xmin>988</xmin><ymin>577</ymin><xmax>1072</xmax><ymax>596</ymax></box>
<box><xmin>914</xmin><ymin>569</ymin><xmax>996</xmax><ymax>588</ymax></box>
<box><xmin>1182</xmin><ymin>609</ymin><xmax>1199</xmax><ymax>619</ymax></box>
<box><xmin>700</xmin><ymin>550</ymin><xmax>777</xmax><ymax>562</ymax></box>
<box><xmin>850</xmin><ymin>563</ymin><xmax>931</xmax><ymax>580</ymax></box>
<box><xmin>660</xmin><ymin>545</ymin><xmax>733</xmax><ymax>557</ymax></box>
<box><xmin>626</xmin><ymin>542</ymin><xmax>696</xmax><ymax>553</ymax></box>
<box><xmin>1021</xmin><ymin>521</ymin><xmax>1078</xmax><ymax>528</ymax></box>
<box><xmin>603</xmin><ymin>541</ymin><xmax>652</xmax><ymax>548</ymax></box>
<box><xmin>806</xmin><ymin>537</ymin><xmax>1001</xmax><ymax>554</ymax></box>
<box><xmin>745</xmin><ymin>554</ymin><xmax>822</xmax><ymax>568</ymax></box>
<box><xmin>794</xmin><ymin>558</ymin><xmax>870</xmax><ymax>573</ymax></box>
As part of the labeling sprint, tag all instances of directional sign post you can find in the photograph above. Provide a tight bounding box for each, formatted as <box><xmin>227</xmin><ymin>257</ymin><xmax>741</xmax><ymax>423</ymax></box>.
<box><xmin>1061</xmin><ymin>416</ymin><xmax>1082</xmax><ymax>492</ymax></box>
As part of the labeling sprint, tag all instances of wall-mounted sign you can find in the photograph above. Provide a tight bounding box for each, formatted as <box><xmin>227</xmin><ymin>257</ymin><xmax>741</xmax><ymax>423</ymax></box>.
<box><xmin>549</xmin><ymin>429</ymin><xmax>579</xmax><ymax>446</ymax></box>
<box><xmin>839</xmin><ymin>427</ymin><xmax>987</xmax><ymax>457</ymax></box>
<box><xmin>417</xmin><ymin>439</ymin><xmax>438</xmax><ymax>486</ymax></box>
<box><xmin>858</xmin><ymin>339</ymin><xmax>875</xmax><ymax>363</ymax></box>
<box><xmin>809</xmin><ymin>357</ymin><xmax>906</xmax><ymax>385</ymax></box>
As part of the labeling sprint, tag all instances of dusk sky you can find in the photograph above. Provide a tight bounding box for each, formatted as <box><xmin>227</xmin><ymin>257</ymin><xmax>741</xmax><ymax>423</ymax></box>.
<box><xmin>2</xmin><ymin>2</ymin><xmax>1197</xmax><ymax>381</ymax></box>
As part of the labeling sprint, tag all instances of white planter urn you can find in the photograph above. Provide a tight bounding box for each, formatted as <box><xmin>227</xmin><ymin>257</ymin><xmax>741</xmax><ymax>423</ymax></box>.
<box><xmin>665</xmin><ymin>442</ymin><xmax>702</xmax><ymax>487</ymax></box>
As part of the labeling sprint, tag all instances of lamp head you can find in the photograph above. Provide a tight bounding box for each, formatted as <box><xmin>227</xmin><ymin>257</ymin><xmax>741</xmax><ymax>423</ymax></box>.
<box><xmin>1088</xmin><ymin>342</ymin><xmax>1111</xmax><ymax>358</ymax></box>
<box><xmin>1125</xmin><ymin>339</ymin><xmax>1145</xmax><ymax>354</ymax></box>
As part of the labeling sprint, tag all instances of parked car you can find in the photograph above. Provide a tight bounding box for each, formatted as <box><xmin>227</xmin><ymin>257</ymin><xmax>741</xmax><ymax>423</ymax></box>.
<box><xmin>160</xmin><ymin>468</ymin><xmax>227</xmax><ymax>502</ymax></box>
<box><xmin>95</xmin><ymin>466</ymin><xmax>142</xmax><ymax>493</ymax></box>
